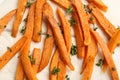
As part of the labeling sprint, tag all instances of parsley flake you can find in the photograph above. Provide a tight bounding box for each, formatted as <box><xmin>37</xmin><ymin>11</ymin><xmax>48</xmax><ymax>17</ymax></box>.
<box><xmin>28</xmin><ymin>55</ymin><xmax>36</xmax><ymax>65</ymax></box>
<box><xmin>70</xmin><ymin>44</ymin><xmax>77</xmax><ymax>55</ymax></box>
<box><xmin>96</xmin><ymin>59</ymin><xmax>104</xmax><ymax>67</ymax></box>
<box><xmin>52</xmin><ymin>67</ymin><xmax>60</xmax><ymax>75</ymax></box>
<box><xmin>7</xmin><ymin>47</ymin><xmax>12</xmax><ymax>52</ymax></box>
<box><xmin>26</xmin><ymin>2</ymin><xmax>32</xmax><ymax>8</ymax></box>
<box><xmin>66</xmin><ymin>5</ymin><xmax>73</xmax><ymax>14</ymax></box>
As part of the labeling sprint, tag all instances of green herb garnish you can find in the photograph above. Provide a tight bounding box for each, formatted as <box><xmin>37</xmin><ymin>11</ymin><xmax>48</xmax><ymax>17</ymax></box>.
<box><xmin>96</xmin><ymin>59</ymin><xmax>104</xmax><ymax>67</ymax></box>
<box><xmin>88</xmin><ymin>8</ymin><xmax>92</xmax><ymax>13</ymax></box>
<box><xmin>69</xmin><ymin>19</ymin><xmax>77</xmax><ymax>26</ymax></box>
<box><xmin>93</xmin><ymin>27</ymin><xmax>98</xmax><ymax>31</ymax></box>
<box><xmin>66</xmin><ymin>5</ymin><xmax>73</xmax><ymax>14</ymax></box>
<box><xmin>21</xmin><ymin>26</ymin><xmax>26</xmax><ymax>34</ymax></box>
<box><xmin>70</xmin><ymin>44</ymin><xmax>77</xmax><ymax>55</ymax></box>
<box><xmin>26</xmin><ymin>2</ymin><xmax>32</xmax><ymax>8</ymax></box>
<box><xmin>7</xmin><ymin>47</ymin><xmax>12</xmax><ymax>52</ymax></box>
<box><xmin>65</xmin><ymin>75</ymin><xmax>70</xmax><ymax>80</ymax></box>
<box><xmin>46</xmin><ymin>34</ymin><xmax>51</xmax><ymax>38</ymax></box>
<box><xmin>23</xmin><ymin>18</ymin><xmax>27</xmax><ymax>22</ymax></box>
<box><xmin>52</xmin><ymin>67</ymin><xmax>60</xmax><ymax>75</ymax></box>
<box><xmin>28</xmin><ymin>55</ymin><xmax>36</xmax><ymax>65</ymax></box>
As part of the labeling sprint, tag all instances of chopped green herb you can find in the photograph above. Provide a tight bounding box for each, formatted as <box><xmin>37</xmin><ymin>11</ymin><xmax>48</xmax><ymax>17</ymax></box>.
<box><xmin>66</xmin><ymin>5</ymin><xmax>73</xmax><ymax>14</ymax></box>
<box><xmin>26</xmin><ymin>2</ymin><xmax>32</xmax><ymax>8</ymax></box>
<box><xmin>46</xmin><ymin>34</ymin><xmax>51</xmax><ymax>38</ymax></box>
<box><xmin>93</xmin><ymin>27</ymin><xmax>98</xmax><ymax>31</ymax></box>
<box><xmin>70</xmin><ymin>44</ymin><xmax>77</xmax><ymax>55</ymax></box>
<box><xmin>112</xmin><ymin>67</ymin><xmax>116</xmax><ymax>71</ymax></box>
<box><xmin>57</xmin><ymin>23</ymin><xmax>64</xmax><ymax>34</ymax></box>
<box><xmin>21</xmin><ymin>26</ymin><xmax>26</xmax><ymax>34</ymax></box>
<box><xmin>84</xmin><ymin>4</ymin><xmax>88</xmax><ymax>12</ymax></box>
<box><xmin>88</xmin><ymin>8</ymin><xmax>92</xmax><ymax>13</ymax></box>
<box><xmin>90</xmin><ymin>17</ymin><xmax>94</xmax><ymax>21</ymax></box>
<box><xmin>51</xmin><ymin>67</ymin><xmax>60</xmax><ymax>75</ymax></box>
<box><xmin>7</xmin><ymin>47</ymin><xmax>12</xmax><ymax>52</ymax></box>
<box><xmin>65</xmin><ymin>75</ymin><xmax>70</xmax><ymax>80</ymax></box>
<box><xmin>28</xmin><ymin>55</ymin><xmax>36</xmax><ymax>65</ymax></box>
<box><xmin>23</xmin><ymin>18</ymin><xmax>27</xmax><ymax>22</ymax></box>
<box><xmin>69</xmin><ymin>19</ymin><xmax>77</xmax><ymax>26</ymax></box>
<box><xmin>38</xmin><ymin>31</ymin><xmax>51</xmax><ymax>38</ymax></box>
<box><xmin>96</xmin><ymin>59</ymin><xmax>104</xmax><ymax>67</ymax></box>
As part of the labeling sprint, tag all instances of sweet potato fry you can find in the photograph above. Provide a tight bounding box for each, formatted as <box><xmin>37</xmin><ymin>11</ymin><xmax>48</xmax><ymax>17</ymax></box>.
<box><xmin>12</xmin><ymin>0</ymin><xmax>28</xmax><ymax>37</ymax></box>
<box><xmin>0</xmin><ymin>36</ymin><xmax>26</xmax><ymax>70</ymax></box>
<box><xmin>0</xmin><ymin>9</ymin><xmax>16</xmax><ymax>34</ymax></box>
<box><xmin>43</xmin><ymin>2</ymin><xmax>74</xmax><ymax>71</ymax></box>
<box><xmin>57</xmin><ymin>7</ymin><xmax>72</xmax><ymax>54</ymax></box>
<box><xmin>21</xmin><ymin>39</ymin><xmax>38</xmax><ymax>80</ymax></box>
<box><xmin>87</xmin><ymin>0</ymin><xmax>108</xmax><ymax>12</ymax></box>
<box><xmin>72</xmin><ymin>10</ymin><xmax>85</xmax><ymax>58</ymax></box>
<box><xmin>90</xmin><ymin>29</ymin><xmax>119</xmax><ymax>80</ymax></box>
<box><xmin>39</xmin><ymin>23</ymin><xmax>54</xmax><ymax>72</ymax></box>
<box><xmin>52</xmin><ymin>0</ymin><xmax>71</xmax><ymax>9</ymax></box>
<box><xmin>88</xmin><ymin>4</ymin><xmax>116</xmax><ymax>38</ymax></box>
<box><xmin>58</xmin><ymin>61</ymin><xmax>66</xmax><ymax>80</ymax></box>
<box><xmin>50</xmin><ymin>49</ymin><xmax>59</xmax><ymax>80</ymax></box>
<box><xmin>24</xmin><ymin>3</ymin><xmax>35</xmax><ymax>39</ymax></box>
<box><xmin>32</xmin><ymin>0</ymin><xmax>46</xmax><ymax>42</ymax></box>
<box><xmin>72</xmin><ymin>0</ymin><xmax>91</xmax><ymax>45</ymax></box>
<box><xmin>32</xmin><ymin>48</ymin><xmax>41</xmax><ymax>74</ymax></box>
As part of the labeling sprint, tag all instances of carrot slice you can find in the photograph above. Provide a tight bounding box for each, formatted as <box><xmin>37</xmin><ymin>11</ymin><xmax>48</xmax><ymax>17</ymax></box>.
<box><xmin>50</xmin><ymin>49</ymin><xmax>59</xmax><ymax>80</ymax></box>
<box><xmin>52</xmin><ymin>0</ymin><xmax>71</xmax><ymax>9</ymax></box>
<box><xmin>43</xmin><ymin>2</ymin><xmax>74</xmax><ymax>71</ymax></box>
<box><xmin>72</xmin><ymin>10</ymin><xmax>85</xmax><ymax>58</ymax></box>
<box><xmin>90</xmin><ymin>29</ymin><xmax>119</xmax><ymax>80</ymax></box>
<box><xmin>88</xmin><ymin>4</ymin><xmax>116</xmax><ymax>38</ymax></box>
<box><xmin>32</xmin><ymin>48</ymin><xmax>41</xmax><ymax>74</ymax></box>
<box><xmin>0</xmin><ymin>36</ymin><xmax>26</xmax><ymax>70</ymax></box>
<box><xmin>21</xmin><ymin>39</ymin><xmax>38</xmax><ymax>80</ymax></box>
<box><xmin>87</xmin><ymin>0</ymin><xmax>108</xmax><ymax>12</ymax></box>
<box><xmin>57</xmin><ymin>7</ymin><xmax>72</xmax><ymax>54</ymax></box>
<box><xmin>24</xmin><ymin>3</ymin><xmax>35</xmax><ymax>39</ymax></box>
<box><xmin>12</xmin><ymin>0</ymin><xmax>28</xmax><ymax>37</ymax></box>
<box><xmin>72</xmin><ymin>0</ymin><xmax>91</xmax><ymax>45</ymax></box>
<box><xmin>0</xmin><ymin>9</ymin><xmax>16</xmax><ymax>34</ymax></box>
<box><xmin>32</xmin><ymin>0</ymin><xmax>46</xmax><ymax>42</ymax></box>
<box><xmin>39</xmin><ymin>23</ymin><xmax>54</xmax><ymax>72</ymax></box>
<box><xmin>58</xmin><ymin>61</ymin><xmax>66</xmax><ymax>80</ymax></box>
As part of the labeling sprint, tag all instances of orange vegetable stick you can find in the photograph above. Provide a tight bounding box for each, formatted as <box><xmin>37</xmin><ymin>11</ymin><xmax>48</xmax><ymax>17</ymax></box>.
<box><xmin>32</xmin><ymin>48</ymin><xmax>41</xmax><ymax>74</ymax></box>
<box><xmin>0</xmin><ymin>9</ymin><xmax>16</xmax><ymax>34</ymax></box>
<box><xmin>58</xmin><ymin>61</ymin><xmax>66</xmax><ymax>80</ymax></box>
<box><xmin>39</xmin><ymin>23</ymin><xmax>54</xmax><ymax>72</ymax></box>
<box><xmin>0</xmin><ymin>36</ymin><xmax>26</xmax><ymax>70</ymax></box>
<box><xmin>50</xmin><ymin>49</ymin><xmax>59</xmax><ymax>80</ymax></box>
<box><xmin>32</xmin><ymin>0</ymin><xmax>46</xmax><ymax>42</ymax></box>
<box><xmin>57</xmin><ymin>7</ymin><xmax>72</xmax><ymax>54</ymax></box>
<box><xmin>72</xmin><ymin>10</ymin><xmax>85</xmax><ymax>58</ymax></box>
<box><xmin>72</xmin><ymin>0</ymin><xmax>91</xmax><ymax>45</ymax></box>
<box><xmin>12</xmin><ymin>0</ymin><xmax>28</xmax><ymax>37</ymax></box>
<box><xmin>21</xmin><ymin>39</ymin><xmax>38</xmax><ymax>80</ymax></box>
<box><xmin>43</xmin><ymin>2</ymin><xmax>74</xmax><ymax>71</ymax></box>
<box><xmin>52</xmin><ymin>0</ymin><xmax>71</xmax><ymax>9</ymax></box>
<box><xmin>90</xmin><ymin>29</ymin><xmax>119</xmax><ymax>80</ymax></box>
<box><xmin>24</xmin><ymin>3</ymin><xmax>35</xmax><ymax>39</ymax></box>
<box><xmin>87</xmin><ymin>0</ymin><xmax>108</xmax><ymax>12</ymax></box>
<box><xmin>88</xmin><ymin>4</ymin><xmax>116</xmax><ymax>38</ymax></box>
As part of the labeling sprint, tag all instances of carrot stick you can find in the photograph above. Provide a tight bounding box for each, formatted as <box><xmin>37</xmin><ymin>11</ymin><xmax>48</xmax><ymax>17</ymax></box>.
<box><xmin>32</xmin><ymin>48</ymin><xmax>41</xmax><ymax>74</ymax></box>
<box><xmin>32</xmin><ymin>0</ymin><xmax>46</xmax><ymax>42</ymax></box>
<box><xmin>57</xmin><ymin>61</ymin><xmax>66</xmax><ymax>80</ymax></box>
<box><xmin>90</xmin><ymin>29</ymin><xmax>119</xmax><ymax>80</ymax></box>
<box><xmin>43</xmin><ymin>2</ymin><xmax>74</xmax><ymax>71</ymax></box>
<box><xmin>38</xmin><ymin>23</ymin><xmax>54</xmax><ymax>72</ymax></box>
<box><xmin>88</xmin><ymin>4</ymin><xmax>116</xmax><ymax>38</ymax></box>
<box><xmin>24</xmin><ymin>3</ymin><xmax>35</xmax><ymax>39</ymax></box>
<box><xmin>0</xmin><ymin>9</ymin><xmax>16</xmax><ymax>34</ymax></box>
<box><xmin>50</xmin><ymin>49</ymin><xmax>59</xmax><ymax>80</ymax></box>
<box><xmin>87</xmin><ymin>0</ymin><xmax>108</xmax><ymax>12</ymax></box>
<box><xmin>15</xmin><ymin>59</ymin><xmax>25</xmax><ymax>80</ymax></box>
<box><xmin>0</xmin><ymin>36</ymin><xmax>26</xmax><ymax>70</ymax></box>
<box><xmin>51</xmin><ymin>0</ymin><xmax>71</xmax><ymax>9</ymax></box>
<box><xmin>12</xmin><ymin>0</ymin><xmax>28</xmax><ymax>37</ymax></box>
<box><xmin>72</xmin><ymin>10</ymin><xmax>85</xmax><ymax>58</ymax></box>
<box><xmin>21</xmin><ymin>39</ymin><xmax>38</xmax><ymax>80</ymax></box>
<box><xmin>57</xmin><ymin>7</ymin><xmax>72</xmax><ymax>54</ymax></box>
<box><xmin>72</xmin><ymin>0</ymin><xmax>91</xmax><ymax>45</ymax></box>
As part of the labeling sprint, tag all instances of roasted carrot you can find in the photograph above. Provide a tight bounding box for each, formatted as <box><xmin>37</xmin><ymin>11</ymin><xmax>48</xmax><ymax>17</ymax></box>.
<box><xmin>50</xmin><ymin>49</ymin><xmax>59</xmax><ymax>80</ymax></box>
<box><xmin>32</xmin><ymin>0</ymin><xmax>46</xmax><ymax>42</ymax></box>
<box><xmin>58</xmin><ymin>61</ymin><xmax>66</xmax><ymax>80</ymax></box>
<box><xmin>21</xmin><ymin>39</ymin><xmax>38</xmax><ymax>80</ymax></box>
<box><xmin>0</xmin><ymin>36</ymin><xmax>26</xmax><ymax>70</ymax></box>
<box><xmin>88</xmin><ymin>4</ymin><xmax>116</xmax><ymax>38</ymax></box>
<box><xmin>90</xmin><ymin>29</ymin><xmax>119</xmax><ymax>80</ymax></box>
<box><xmin>43</xmin><ymin>2</ymin><xmax>74</xmax><ymax>71</ymax></box>
<box><xmin>72</xmin><ymin>0</ymin><xmax>91</xmax><ymax>45</ymax></box>
<box><xmin>87</xmin><ymin>0</ymin><xmax>108</xmax><ymax>12</ymax></box>
<box><xmin>24</xmin><ymin>3</ymin><xmax>35</xmax><ymax>39</ymax></box>
<box><xmin>57</xmin><ymin>7</ymin><xmax>72</xmax><ymax>54</ymax></box>
<box><xmin>0</xmin><ymin>9</ymin><xmax>16</xmax><ymax>34</ymax></box>
<box><xmin>72</xmin><ymin>10</ymin><xmax>85</xmax><ymax>58</ymax></box>
<box><xmin>15</xmin><ymin>59</ymin><xmax>25</xmax><ymax>80</ymax></box>
<box><xmin>52</xmin><ymin>0</ymin><xmax>71</xmax><ymax>9</ymax></box>
<box><xmin>12</xmin><ymin>0</ymin><xmax>28</xmax><ymax>37</ymax></box>
<box><xmin>38</xmin><ymin>23</ymin><xmax>54</xmax><ymax>72</ymax></box>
